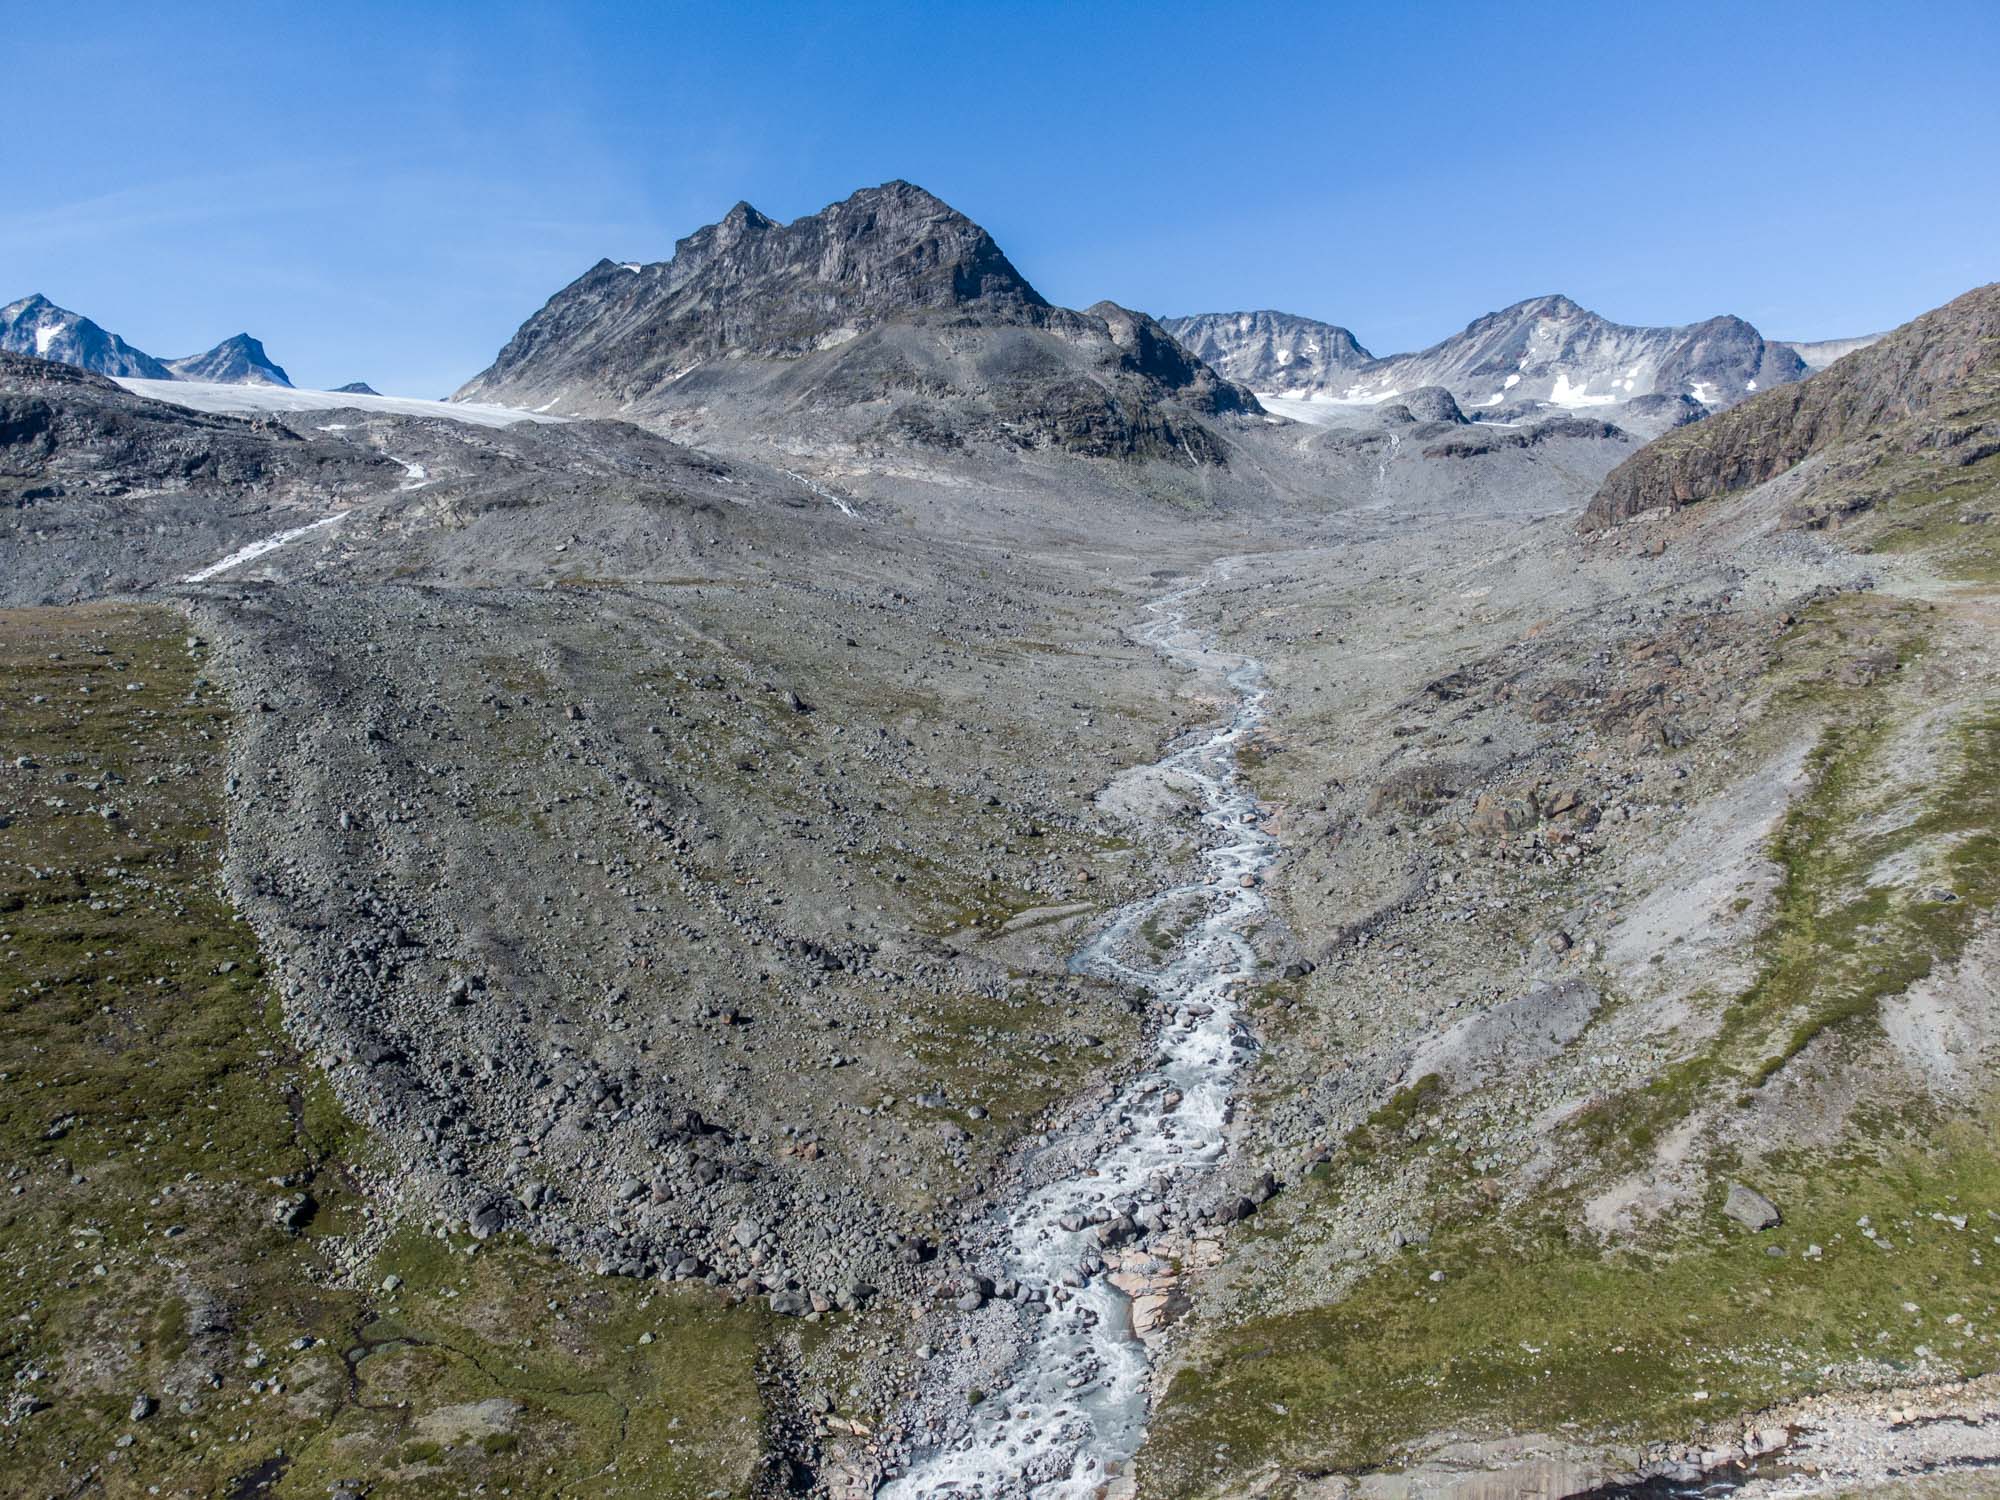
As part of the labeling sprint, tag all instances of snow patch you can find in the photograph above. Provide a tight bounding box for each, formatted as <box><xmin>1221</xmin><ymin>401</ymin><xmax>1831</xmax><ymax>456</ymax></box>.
<box><xmin>115</xmin><ymin>379</ymin><xmax>562</xmax><ymax>430</ymax></box>
<box><xmin>389</xmin><ymin>456</ymin><xmax>430</xmax><ymax>491</ymax></box>
<box><xmin>778</xmin><ymin>468</ymin><xmax>857</xmax><ymax>518</ymax></box>
<box><xmin>1253</xmin><ymin>391</ymin><xmax>1396</xmax><ymax>426</ymax></box>
<box><xmin>1548</xmin><ymin>370</ymin><xmax>1619</xmax><ymax>408</ymax></box>
<box><xmin>182</xmin><ymin>513</ymin><xmax>348</xmax><ymax>583</ymax></box>
<box><xmin>34</xmin><ymin>323</ymin><xmax>60</xmax><ymax>355</ymax></box>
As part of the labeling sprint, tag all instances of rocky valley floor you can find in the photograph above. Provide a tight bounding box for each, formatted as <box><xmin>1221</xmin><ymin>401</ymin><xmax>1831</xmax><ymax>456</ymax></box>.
<box><xmin>5</xmin><ymin>291</ymin><xmax>2000</xmax><ymax>1500</ymax></box>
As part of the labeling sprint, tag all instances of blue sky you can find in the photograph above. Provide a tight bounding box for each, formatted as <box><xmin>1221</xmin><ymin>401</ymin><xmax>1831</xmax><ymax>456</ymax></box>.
<box><xmin>9</xmin><ymin>0</ymin><xmax>1995</xmax><ymax>394</ymax></box>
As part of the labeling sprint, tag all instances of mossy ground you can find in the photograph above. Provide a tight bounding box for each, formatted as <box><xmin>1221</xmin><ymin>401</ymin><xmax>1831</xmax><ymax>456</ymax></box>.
<box><xmin>1149</xmin><ymin>1118</ymin><xmax>2000</xmax><ymax>1494</ymax></box>
<box><xmin>1856</xmin><ymin>452</ymin><xmax>2000</xmax><ymax>585</ymax></box>
<box><xmin>0</xmin><ymin>605</ymin><xmax>770</xmax><ymax>1499</ymax></box>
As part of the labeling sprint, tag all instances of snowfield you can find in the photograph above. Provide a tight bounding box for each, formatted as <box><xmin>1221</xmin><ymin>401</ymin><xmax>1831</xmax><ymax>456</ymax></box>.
<box><xmin>114</xmin><ymin>378</ymin><xmax>563</xmax><ymax>430</ymax></box>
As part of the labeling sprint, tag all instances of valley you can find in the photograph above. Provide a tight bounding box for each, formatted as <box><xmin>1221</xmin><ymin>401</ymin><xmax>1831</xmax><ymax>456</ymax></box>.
<box><xmin>2</xmin><ymin>182</ymin><xmax>1996</xmax><ymax>1500</ymax></box>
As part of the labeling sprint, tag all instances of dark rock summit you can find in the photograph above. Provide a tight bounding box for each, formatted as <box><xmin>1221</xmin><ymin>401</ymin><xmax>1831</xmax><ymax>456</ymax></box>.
<box><xmin>456</xmin><ymin>181</ymin><xmax>1261</xmax><ymax>465</ymax></box>
<box><xmin>460</xmin><ymin>182</ymin><xmax>1050</xmax><ymax>402</ymax></box>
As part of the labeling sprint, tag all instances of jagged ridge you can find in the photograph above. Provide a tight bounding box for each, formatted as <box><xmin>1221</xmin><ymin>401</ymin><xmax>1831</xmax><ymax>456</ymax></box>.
<box><xmin>455</xmin><ymin>181</ymin><xmax>1261</xmax><ymax>466</ymax></box>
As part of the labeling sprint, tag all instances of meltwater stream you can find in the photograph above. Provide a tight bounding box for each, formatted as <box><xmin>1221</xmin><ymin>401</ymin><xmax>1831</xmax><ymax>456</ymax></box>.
<box><xmin>879</xmin><ymin>579</ymin><xmax>1276</xmax><ymax>1499</ymax></box>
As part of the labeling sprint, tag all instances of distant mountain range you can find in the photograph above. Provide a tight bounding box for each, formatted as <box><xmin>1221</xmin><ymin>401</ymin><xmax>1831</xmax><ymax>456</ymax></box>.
<box><xmin>457</xmin><ymin>183</ymin><xmax>1878</xmax><ymax>464</ymax></box>
<box><xmin>1165</xmin><ymin>297</ymin><xmax>1873</xmax><ymax>418</ymax></box>
<box><xmin>6</xmin><ymin>202</ymin><xmax>1885</xmax><ymax>435</ymax></box>
<box><xmin>0</xmin><ymin>293</ymin><xmax>292</xmax><ymax>387</ymax></box>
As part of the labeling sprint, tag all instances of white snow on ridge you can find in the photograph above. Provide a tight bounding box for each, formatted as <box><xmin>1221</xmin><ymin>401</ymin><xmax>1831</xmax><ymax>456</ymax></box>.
<box><xmin>114</xmin><ymin>378</ymin><xmax>564</xmax><ymax>430</ymax></box>
<box><xmin>34</xmin><ymin>324</ymin><xmax>58</xmax><ymax>355</ymax></box>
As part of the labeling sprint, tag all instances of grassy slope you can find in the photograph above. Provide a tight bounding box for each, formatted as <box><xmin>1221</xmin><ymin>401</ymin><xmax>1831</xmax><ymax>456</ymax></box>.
<box><xmin>0</xmin><ymin>605</ymin><xmax>770</xmax><ymax>1499</ymax></box>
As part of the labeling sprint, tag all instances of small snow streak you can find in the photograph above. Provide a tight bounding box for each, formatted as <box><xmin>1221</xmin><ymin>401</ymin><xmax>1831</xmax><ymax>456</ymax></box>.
<box><xmin>181</xmin><ymin>513</ymin><xmax>348</xmax><ymax>583</ymax></box>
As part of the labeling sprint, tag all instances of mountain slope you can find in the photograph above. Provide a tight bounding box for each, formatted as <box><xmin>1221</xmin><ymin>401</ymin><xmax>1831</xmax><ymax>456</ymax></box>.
<box><xmin>0</xmin><ymin>293</ymin><xmax>173</xmax><ymax>379</ymax></box>
<box><xmin>1582</xmin><ymin>281</ymin><xmax>2000</xmax><ymax>529</ymax></box>
<box><xmin>0</xmin><ymin>350</ymin><xmax>397</xmax><ymax>602</ymax></box>
<box><xmin>166</xmin><ymin>332</ymin><xmax>292</xmax><ymax>387</ymax></box>
<box><xmin>1163</xmin><ymin>310</ymin><xmax>1373</xmax><ymax>394</ymax></box>
<box><xmin>455</xmin><ymin>181</ymin><xmax>1260</xmax><ymax>466</ymax></box>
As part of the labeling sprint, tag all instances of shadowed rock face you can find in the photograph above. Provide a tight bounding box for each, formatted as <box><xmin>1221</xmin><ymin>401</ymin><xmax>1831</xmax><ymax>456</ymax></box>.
<box><xmin>454</xmin><ymin>182</ymin><xmax>1261</xmax><ymax>466</ymax></box>
<box><xmin>1581</xmin><ymin>282</ymin><xmax>2000</xmax><ymax>528</ymax></box>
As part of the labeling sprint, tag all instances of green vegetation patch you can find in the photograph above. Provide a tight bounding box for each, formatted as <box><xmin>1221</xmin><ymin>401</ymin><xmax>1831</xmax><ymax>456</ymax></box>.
<box><xmin>0</xmin><ymin>605</ymin><xmax>770</xmax><ymax>1499</ymax></box>
<box><xmin>1145</xmin><ymin>588</ymin><xmax>2000</xmax><ymax>1497</ymax></box>
<box><xmin>1145</xmin><ymin>1117</ymin><xmax>2000</xmax><ymax>1495</ymax></box>
<box><xmin>1581</xmin><ymin>694</ymin><xmax>2000</xmax><ymax>1164</ymax></box>
<box><xmin>1857</xmin><ymin>452</ymin><xmax>2000</xmax><ymax>584</ymax></box>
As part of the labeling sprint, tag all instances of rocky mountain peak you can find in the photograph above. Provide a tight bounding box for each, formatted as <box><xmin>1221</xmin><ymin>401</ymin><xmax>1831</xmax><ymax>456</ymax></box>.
<box><xmin>0</xmin><ymin>293</ymin><xmax>175</xmax><ymax>380</ymax></box>
<box><xmin>456</xmin><ymin>182</ymin><xmax>1064</xmax><ymax>406</ymax></box>
<box><xmin>1162</xmin><ymin>310</ymin><xmax>1374</xmax><ymax>395</ymax></box>
<box><xmin>168</xmin><ymin>332</ymin><xmax>292</xmax><ymax>387</ymax></box>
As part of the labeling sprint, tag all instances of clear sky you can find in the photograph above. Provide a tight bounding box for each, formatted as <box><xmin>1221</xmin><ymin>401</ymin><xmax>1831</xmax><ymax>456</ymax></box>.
<box><xmin>9</xmin><ymin>0</ymin><xmax>1996</xmax><ymax>395</ymax></box>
